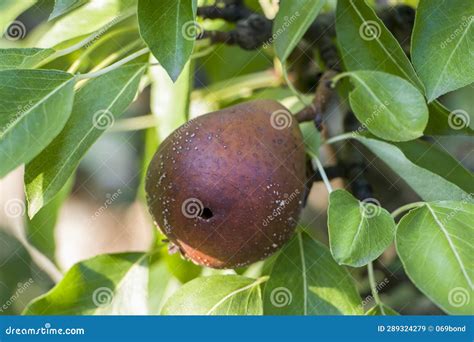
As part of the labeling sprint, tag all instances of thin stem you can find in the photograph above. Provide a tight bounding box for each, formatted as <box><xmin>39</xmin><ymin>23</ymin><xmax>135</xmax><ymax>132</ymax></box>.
<box><xmin>14</xmin><ymin>234</ymin><xmax>62</xmax><ymax>283</ymax></box>
<box><xmin>312</xmin><ymin>155</ymin><xmax>333</xmax><ymax>193</ymax></box>
<box><xmin>76</xmin><ymin>48</ymin><xmax>149</xmax><ymax>80</ymax></box>
<box><xmin>325</xmin><ymin>132</ymin><xmax>355</xmax><ymax>145</ymax></box>
<box><xmin>330</xmin><ymin>71</ymin><xmax>351</xmax><ymax>87</ymax></box>
<box><xmin>367</xmin><ymin>261</ymin><xmax>384</xmax><ymax>314</ymax></box>
<box><xmin>282</xmin><ymin>63</ymin><xmax>311</xmax><ymax>107</ymax></box>
<box><xmin>391</xmin><ymin>202</ymin><xmax>425</xmax><ymax>218</ymax></box>
<box><xmin>192</xmin><ymin>70</ymin><xmax>281</xmax><ymax>103</ymax></box>
<box><xmin>110</xmin><ymin>114</ymin><xmax>157</xmax><ymax>132</ymax></box>
<box><xmin>191</xmin><ymin>45</ymin><xmax>216</xmax><ymax>59</ymax></box>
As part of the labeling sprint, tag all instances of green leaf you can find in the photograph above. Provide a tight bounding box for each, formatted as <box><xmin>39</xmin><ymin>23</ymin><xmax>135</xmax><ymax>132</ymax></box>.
<box><xmin>412</xmin><ymin>0</ymin><xmax>474</xmax><ymax>102</ymax></box>
<box><xmin>394</xmin><ymin>140</ymin><xmax>474</xmax><ymax>195</ymax></box>
<box><xmin>138</xmin><ymin>0</ymin><xmax>196</xmax><ymax>81</ymax></box>
<box><xmin>161</xmin><ymin>275</ymin><xmax>266</xmax><ymax>315</ymax></box>
<box><xmin>38</xmin><ymin>0</ymin><xmax>135</xmax><ymax>48</ymax></box>
<box><xmin>164</xmin><ymin>253</ymin><xmax>201</xmax><ymax>284</ymax></box>
<box><xmin>148</xmin><ymin>258</ymin><xmax>180</xmax><ymax>314</ymax></box>
<box><xmin>425</xmin><ymin>100</ymin><xmax>473</xmax><ymax>136</ymax></box>
<box><xmin>366</xmin><ymin>304</ymin><xmax>399</xmax><ymax>315</ymax></box>
<box><xmin>49</xmin><ymin>0</ymin><xmax>89</xmax><ymax>20</ymax></box>
<box><xmin>346</xmin><ymin>135</ymin><xmax>472</xmax><ymax>202</ymax></box>
<box><xmin>273</xmin><ymin>0</ymin><xmax>325</xmax><ymax>62</ymax></box>
<box><xmin>335</xmin><ymin>0</ymin><xmax>471</xmax><ymax>136</ymax></box>
<box><xmin>24</xmin><ymin>253</ymin><xmax>150</xmax><ymax>314</ymax></box>
<box><xmin>263</xmin><ymin>231</ymin><xmax>363</xmax><ymax>315</ymax></box>
<box><xmin>335</xmin><ymin>71</ymin><xmax>428</xmax><ymax>141</ymax></box>
<box><xmin>396</xmin><ymin>201</ymin><xmax>474</xmax><ymax>314</ymax></box>
<box><xmin>300</xmin><ymin>121</ymin><xmax>321</xmax><ymax>157</ymax></box>
<box><xmin>0</xmin><ymin>48</ymin><xmax>55</xmax><ymax>71</ymax></box>
<box><xmin>26</xmin><ymin>176</ymin><xmax>74</xmax><ymax>263</ymax></box>
<box><xmin>25</xmin><ymin>63</ymin><xmax>146</xmax><ymax>218</ymax></box>
<box><xmin>0</xmin><ymin>0</ymin><xmax>36</xmax><ymax>32</ymax></box>
<box><xmin>0</xmin><ymin>69</ymin><xmax>75</xmax><ymax>178</ymax></box>
<box><xmin>335</xmin><ymin>0</ymin><xmax>422</xmax><ymax>88</ymax></box>
<box><xmin>328</xmin><ymin>189</ymin><xmax>396</xmax><ymax>267</ymax></box>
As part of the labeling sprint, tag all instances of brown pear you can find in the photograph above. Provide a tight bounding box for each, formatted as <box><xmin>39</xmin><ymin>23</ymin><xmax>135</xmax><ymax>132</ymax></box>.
<box><xmin>146</xmin><ymin>100</ymin><xmax>306</xmax><ymax>269</ymax></box>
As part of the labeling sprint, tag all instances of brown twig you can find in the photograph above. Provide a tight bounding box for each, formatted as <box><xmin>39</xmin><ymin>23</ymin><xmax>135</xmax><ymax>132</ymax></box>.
<box><xmin>294</xmin><ymin>69</ymin><xmax>338</xmax><ymax>128</ymax></box>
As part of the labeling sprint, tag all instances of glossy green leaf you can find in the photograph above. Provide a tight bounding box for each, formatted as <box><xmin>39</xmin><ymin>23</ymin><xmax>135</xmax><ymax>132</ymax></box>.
<box><xmin>25</xmin><ymin>63</ymin><xmax>146</xmax><ymax>218</ymax></box>
<box><xmin>396</xmin><ymin>201</ymin><xmax>474</xmax><ymax>314</ymax></box>
<box><xmin>0</xmin><ymin>0</ymin><xmax>36</xmax><ymax>32</ymax></box>
<box><xmin>26</xmin><ymin>176</ymin><xmax>74</xmax><ymax>263</ymax></box>
<box><xmin>161</xmin><ymin>275</ymin><xmax>266</xmax><ymax>315</ymax></box>
<box><xmin>336</xmin><ymin>0</ymin><xmax>422</xmax><ymax>88</ymax></box>
<box><xmin>273</xmin><ymin>0</ymin><xmax>325</xmax><ymax>62</ymax></box>
<box><xmin>424</xmin><ymin>100</ymin><xmax>473</xmax><ymax>136</ymax></box>
<box><xmin>24</xmin><ymin>253</ymin><xmax>150</xmax><ymax>314</ymax></box>
<box><xmin>336</xmin><ymin>71</ymin><xmax>428</xmax><ymax>141</ymax></box>
<box><xmin>138</xmin><ymin>0</ymin><xmax>196</xmax><ymax>81</ymax></box>
<box><xmin>366</xmin><ymin>304</ymin><xmax>399</xmax><ymax>315</ymax></box>
<box><xmin>394</xmin><ymin>140</ymin><xmax>474</xmax><ymax>194</ymax></box>
<box><xmin>49</xmin><ymin>0</ymin><xmax>89</xmax><ymax>20</ymax></box>
<box><xmin>412</xmin><ymin>0</ymin><xmax>474</xmax><ymax>102</ymax></box>
<box><xmin>263</xmin><ymin>231</ymin><xmax>363</xmax><ymax>315</ymax></box>
<box><xmin>328</xmin><ymin>189</ymin><xmax>396</xmax><ymax>267</ymax></box>
<box><xmin>0</xmin><ymin>69</ymin><xmax>75</xmax><ymax>178</ymax></box>
<box><xmin>346</xmin><ymin>135</ymin><xmax>472</xmax><ymax>202</ymax></box>
<box><xmin>0</xmin><ymin>48</ymin><xmax>55</xmax><ymax>71</ymax></box>
<box><xmin>335</xmin><ymin>0</ymin><xmax>471</xmax><ymax>136</ymax></box>
<box><xmin>38</xmin><ymin>0</ymin><xmax>135</xmax><ymax>48</ymax></box>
